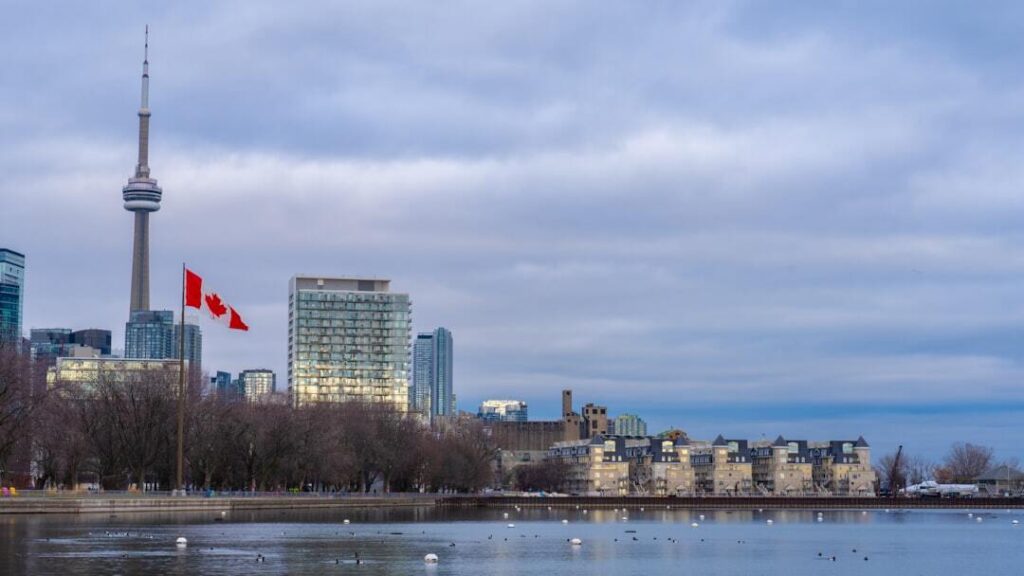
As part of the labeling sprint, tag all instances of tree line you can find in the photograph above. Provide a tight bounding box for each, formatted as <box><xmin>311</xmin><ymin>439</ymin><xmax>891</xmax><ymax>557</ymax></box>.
<box><xmin>0</xmin><ymin>344</ymin><xmax>495</xmax><ymax>493</ymax></box>
<box><xmin>873</xmin><ymin>442</ymin><xmax>1015</xmax><ymax>491</ymax></box>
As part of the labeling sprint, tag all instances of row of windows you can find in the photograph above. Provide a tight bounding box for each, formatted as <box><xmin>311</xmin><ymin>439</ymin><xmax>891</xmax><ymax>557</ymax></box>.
<box><xmin>297</xmin><ymin>291</ymin><xmax>409</xmax><ymax>303</ymax></box>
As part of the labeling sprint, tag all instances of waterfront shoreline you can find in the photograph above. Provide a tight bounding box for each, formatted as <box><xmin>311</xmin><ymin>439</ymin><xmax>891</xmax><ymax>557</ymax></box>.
<box><xmin>440</xmin><ymin>495</ymin><xmax>1024</xmax><ymax>510</ymax></box>
<box><xmin>0</xmin><ymin>495</ymin><xmax>437</xmax><ymax>515</ymax></box>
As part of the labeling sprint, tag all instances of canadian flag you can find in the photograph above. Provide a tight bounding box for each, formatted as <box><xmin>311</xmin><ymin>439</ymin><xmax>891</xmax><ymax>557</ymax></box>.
<box><xmin>184</xmin><ymin>268</ymin><xmax>249</xmax><ymax>331</ymax></box>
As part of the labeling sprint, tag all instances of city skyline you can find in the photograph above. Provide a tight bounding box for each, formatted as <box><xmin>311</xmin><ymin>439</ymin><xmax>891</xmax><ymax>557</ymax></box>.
<box><xmin>4</xmin><ymin>2</ymin><xmax>1024</xmax><ymax>459</ymax></box>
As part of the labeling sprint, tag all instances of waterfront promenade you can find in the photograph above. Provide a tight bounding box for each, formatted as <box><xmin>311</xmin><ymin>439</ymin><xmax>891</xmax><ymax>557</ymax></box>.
<box><xmin>5</xmin><ymin>492</ymin><xmax>1024</xmax><ymax>515</ymax></box>
<box><xmin>0</xmin><ymin>492</ymin><xmax>437</xmax><ymax>515</ymax></box>
<box><xmin>440</xmin><ymin>494</ymin><xmax>1024</xmax><ymax>510</ymax></box>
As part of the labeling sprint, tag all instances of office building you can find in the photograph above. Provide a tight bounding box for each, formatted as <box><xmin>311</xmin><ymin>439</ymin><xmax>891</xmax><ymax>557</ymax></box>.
<box><xmin>210</xmin><ymin>370</ymin><xmax>236</xmax><ymax>396</ymax></box>
<box><xmin>71</xmin><ymin>329</ymin><xmax>112</xmax><ymax>356</ymax></box>
<box><xmin>240</xmin><ymin>369</ymin><xmax>276</xmax><ymax>402</ymax></box>
<box><xmin>0</xmin><ymin>249</ymin><xmax>25</xmax><ymax>342</ymax></box>
<box><xmin>30</xmin><ymin>328</ymin><xmax>72</xmax><ymax>361</ymax></box>
<box><xmin>47</xmin><ymin>357</ymin><xmax>184</xmax><ymax>392</ymax></box>
<box><xmin>478</xmin><ymin>400</ymin><xmax>528</xmax><ymax>422</ymax></box>
<box><xmin>288</xmin><ymin>276</ymin><xmax>411</xmax><ymax>411</ymax></box>
<box><xmin>611</xmin><ymin>413</ymin><xmax>648</xmax><ymax>436</ymax></box>
<box><xmin>412</xmin><ymin>327</ymin><xmax>454</xmax><ymax>422</ymax></box>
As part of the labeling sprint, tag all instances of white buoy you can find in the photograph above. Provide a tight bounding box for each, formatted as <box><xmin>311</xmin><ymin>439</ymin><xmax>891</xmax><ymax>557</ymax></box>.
<box><xmin>175</xmin><ymin>537</ymin><xmax>188</xmax><ymax>548</ymax></box>
<box><xmin>691</xmin><ymin>522</ymin><xmax>699</xmax><ymax>528</ymax></box>
<box><xmin>562</xmin><ymin>519</ymin><xmax>569</xmax><ymax>524</ymax></box>
<box><xmin>570</xmin><ymin>538</ymin><xmax>583</xmax><ymax>546</ymax></box>
<box><xmin>766</xmin><ymin>519</ymin><xmax>774</xmax><ymax>525</ymax></box>
<box><xmin>621</xmin><ymin>516</ymin><xmax>628</xmax><ymax>521</ymax></box>
<box><xmin>968</xmin><ymin>513</ymin><xmax>974</xmax><ymax>518</ymax></box>
<box><xmin>503</xmin><ymin>512</ymin><xmax>509</xmax><ymax>519</ymax></box>
<box><xmin>862</xmin><ymin>511</ymin><xmax>868</xmax><ymax>515</ymax></box>
<box><xmin>221</xmin><ymin>510</ymin><xmax>227</xmax><ymax>517</ymax></box>
<box><xmin>507</xmin><ymin>523</ymin><xmax>515</xmax><ymax>528</ymax></box>
<box><xmin>817</xmin><ymin>517</ymin><xmax>823</xmax><ymax>522</ymax></box>
<box><xmin>424</xmin><ymin>553</ymin><xmax>439</xmax><ymax>564</ymax></box>
<box><xmin>699</xmin><ymin>514</ymin><xmax>705</xmax><ymax>520</ymax></box>
<box><xmin>1012</xmin><ymin>520</ymin><xmax>1020</xmax><ymax>525</ymax></box>
<box><xmin>976</xmin><ymin>517</ymin><xmax>983</xmax><ymax>523</ymax></box>
<box><xmin>548</xmin><ymin>506</ymin><xmax>552</xmax><ymax>510</ymax></box>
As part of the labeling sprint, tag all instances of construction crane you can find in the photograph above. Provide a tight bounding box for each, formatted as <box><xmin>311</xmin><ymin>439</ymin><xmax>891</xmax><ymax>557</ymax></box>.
<box><xmin>889</xmin><ymin>445</ymin><xmax>905</xmax><ymax>497</ymax></box>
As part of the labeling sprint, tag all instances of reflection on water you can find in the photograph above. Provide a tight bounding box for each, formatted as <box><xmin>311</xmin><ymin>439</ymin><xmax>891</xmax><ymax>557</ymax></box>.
<box><xmin>2</xmin><ymin>506</ymin><xmax>1021</xmax><ymax>575</ymax></box>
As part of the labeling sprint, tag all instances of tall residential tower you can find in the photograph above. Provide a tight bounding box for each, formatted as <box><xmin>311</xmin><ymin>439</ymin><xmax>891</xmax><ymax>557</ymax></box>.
<box><xmin>288</xmin><ymin>276</ymin><xmax>411</xmax><ymax>411</ymax></box>
<box><xmin>123</xmin><ymin>28</ymin><xmax>161</xmax><ymax>313</ymax></box>
<box><xmin>0</xmin><ymin>249</ymin><xmax>25</xmax><ymax>342</ymax></box>
<box><xmin>412</xmin><ymin>327</ymin><xmax>454</xmax><ymax>423</ymax></box>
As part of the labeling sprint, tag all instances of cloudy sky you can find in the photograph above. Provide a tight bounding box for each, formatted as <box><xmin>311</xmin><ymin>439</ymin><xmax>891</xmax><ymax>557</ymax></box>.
<box><xmin>3</xmin><ymin>1</ymin><xmax>1023</xmax><ymax>461</ymax></box>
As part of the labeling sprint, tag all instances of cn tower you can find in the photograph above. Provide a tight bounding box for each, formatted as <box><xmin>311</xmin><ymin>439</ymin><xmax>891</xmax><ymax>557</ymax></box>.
<box><xmin>123</xmin><ymin>26</ymin><xmax>161</xmax><ymax>312</ymax></box>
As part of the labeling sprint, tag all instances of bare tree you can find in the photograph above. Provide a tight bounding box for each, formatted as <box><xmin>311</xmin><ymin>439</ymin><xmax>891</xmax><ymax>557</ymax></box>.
<box><xmin>0</xmin><ymin>343</ymin><xmax>35</xmax><ymax>483</ymax></box>
<box><xmin>936</xmin><ymin>442</ymin><xmax>993</xmax><ymax>484</ymax></box>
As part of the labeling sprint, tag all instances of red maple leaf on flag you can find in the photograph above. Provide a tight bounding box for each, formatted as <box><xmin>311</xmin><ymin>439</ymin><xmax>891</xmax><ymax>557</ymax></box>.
<box><xmin>205</xmin><ymin>293</ymin><xmax>228</xmax><ymax>318</ymax></box>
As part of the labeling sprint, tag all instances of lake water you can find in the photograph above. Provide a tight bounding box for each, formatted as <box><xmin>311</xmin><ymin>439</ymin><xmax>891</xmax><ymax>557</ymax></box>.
<box><xmin>2</xmin><ymin>506</ymin><xmax>1021</xmax><ymax>575</ymax></box>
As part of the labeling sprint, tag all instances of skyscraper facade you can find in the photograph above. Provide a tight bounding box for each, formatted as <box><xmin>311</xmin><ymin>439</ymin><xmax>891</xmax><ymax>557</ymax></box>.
<box><xmin>124</xmin><ymin>310</ymin><xmax>201</xmax><ymax>369</ymax></box>
<box><xmin>288</xmin><ymin>276</ymin><xmax>411</xmax><ymax>410</ymax></box>
<box><xmin>29</xmin><ymin>328</ymin><xmax>72</xmax><ymax>362</ymax></box>
<box><xmin>211</xmin><ymin>371</ymin><xmax>234</xmax><ymax>396</ymax></box>
<box><xmin>0</xmin><ymin>249</ymin><xmax>25</xmax><ymax>343</ymax></box>
<box><xmin>125</xmin><ymin>310</ymin><xmax>174</xmax><ymax>359</ymax></box>
<box><xmin>173</xmin><ymin>322</ymin><xmax>202</xmax><ymax>371</ymax></box>
<box><xmin>412</xmin><ymin>327</ymin><xmax>454</xmax><ymax>422</ymax></box>
<box><xmin>70</xmin><ymin>329</ymin><xmax>113</xmax><ymax>356</ymax></box>
<box><xmin>123</xmin><ymin>29</ymin><xmax>161</xmax><ymax>314</ymax></box>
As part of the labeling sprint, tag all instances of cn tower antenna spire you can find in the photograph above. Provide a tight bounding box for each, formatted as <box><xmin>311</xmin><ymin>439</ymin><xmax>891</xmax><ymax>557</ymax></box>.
<box><xmin>123</xmin><ymin>25</ymin><xmax>162</xmax><ymax>313</ymax></box>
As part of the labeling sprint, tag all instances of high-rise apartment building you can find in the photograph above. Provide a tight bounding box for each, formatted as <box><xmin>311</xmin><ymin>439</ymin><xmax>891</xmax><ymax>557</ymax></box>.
<box><xmin>124</xmin><ymin>310</ymin><xmax>201</xmax><ymax>369</ymax></box>
<box><xmin>478</xmin><ymin>400</ymin><xmax>528</xmax><ymax>422</ymax></box>
<box><xmin>288</xmin><ymin>276</ymin><xmax>411</xmax><ymax>410</ymax></box>
<box><xmin>0</xmin><ymin>249</ymin><xmax>25</xmax><ymax>342</ymax></box>
<box><xmin>611</xmin><ymin>413</ymin><xmax>648</xmax><ymax>436</ymax></box>
<box><xmin>240</xmin><ymin>369</ymin><xmax>276</xmax><ymax>402</ymax></box>
<box><xmin>125</xmin><ymin>310</ymin><xmax>174</xmax><ymax>358</ymax></box>
<box><xmin>412</xmin><ymin>327</ymin><xmax>454</xmax><ymax>422</ymax></box>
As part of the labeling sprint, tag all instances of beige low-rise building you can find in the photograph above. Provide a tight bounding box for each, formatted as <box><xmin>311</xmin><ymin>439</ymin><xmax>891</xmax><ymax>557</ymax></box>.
<box><xmin>548</xmin><ymin>436</ymin><xmax>629</xmax><ymax>495</ymax></box>
<box><xmin>649</xmin><ymin>437</ymin><xmax>696</xmax><ymax>495</ymax></box>
<box><xmin>752</xmin><ymin>436</ymin><xmax>814</xmax><ymax>495</ymax></box>
<box><xmin>810</xmin><ymin>437</ymin><xmax>875</xmax><ymax>496</ymax></box>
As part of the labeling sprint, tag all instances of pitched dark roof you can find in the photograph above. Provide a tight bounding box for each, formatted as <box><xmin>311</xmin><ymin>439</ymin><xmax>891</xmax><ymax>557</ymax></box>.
<box><xmin>674</xmin><ymin>436</ymin><xmax>690</xmax><ymax>447</ymax></box>
<box><xmin>589</xmin><ymin>435</ymin><xmax>605</xmax><ymax>445</ymax></box>
<box><xmin>855</xmin><ymin>436</ymin><xmax>870</xmax><ymax>448</ymax></box>
<box><xmin>712</xmin><ymin>434</ymin><xmax>727</xmax><ymax>446</ymax></box>
<box><xmin>773</xmin><ymin>435</ymin><xmax>787</xmax><ymax>447</ymax></box>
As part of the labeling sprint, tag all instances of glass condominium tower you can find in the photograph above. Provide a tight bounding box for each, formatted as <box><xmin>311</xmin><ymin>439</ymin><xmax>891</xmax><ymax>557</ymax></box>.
<box><xmin>0</xmin><ymin>249</ymin><xmax>25</xmax><ymax>343</ymax></box>
<box><xmin>288</xmin><ymin>276</ymin><xmax>411</xmax><ymax>411</ymax></box>
<box><xmin>412</xmin><ymin>327</ymin><xmax>454</xmax><ymax>423</ymax></box>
